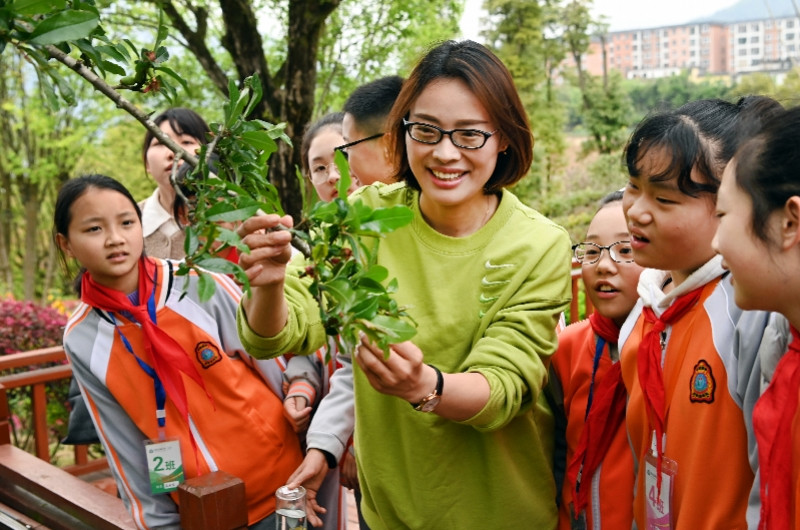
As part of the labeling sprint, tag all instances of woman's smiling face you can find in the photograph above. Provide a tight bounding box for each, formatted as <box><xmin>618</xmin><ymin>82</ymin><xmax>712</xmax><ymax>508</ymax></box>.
<box><xmin>405</xmin><ymin>78</ymin><xmax>506</xmax><ymax>212</ymax></box>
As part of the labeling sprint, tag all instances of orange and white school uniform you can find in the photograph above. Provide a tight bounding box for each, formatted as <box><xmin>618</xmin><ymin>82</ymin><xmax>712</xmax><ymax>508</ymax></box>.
<box><xmin>63</xmin><ymin>257</ymin><xmax>303</xmax><ymax>529</ymax></box>
<box><xmin>619</xmin><ymin>256</ymin><xmax>784</xmax><ymax>529</ymax></box>
<box><xmin>551</xmin><ymin>314</ymin><xmax>634</xmax><ymax>530</ymax></box>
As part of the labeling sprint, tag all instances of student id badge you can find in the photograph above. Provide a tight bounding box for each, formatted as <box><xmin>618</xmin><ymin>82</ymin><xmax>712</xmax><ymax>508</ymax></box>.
<box><xmin>144</xmin><ymin>438</ymin><xmax>184</xmax><ymax>494</ymax></box>
<box><xmin>644</xmin><ymin>449</ymin><xmax>677</xmax><ymax>530</ymax></box>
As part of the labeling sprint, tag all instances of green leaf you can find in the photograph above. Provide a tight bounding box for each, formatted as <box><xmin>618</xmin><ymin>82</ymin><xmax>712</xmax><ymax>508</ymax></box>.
<box><xmin>29</xmin><ymin>10</ymin><xmax>99</xmax><ymax>45</ymax></box>
<box><xmin>242</xmin><ymin>75</ymin><xmax>262</xmax><ymax>117</ymax></box>
<box><xmin>361</xmin><ymin>315</ymin><xmax>418</xmax><ymax>343</ymax></box>
<box><xmin>154</xmin><ymin>65</ymin><xmax>188</xmax><ymax>91</ymax></box>
<box><xmin>334</xmin><ymin>150</ymin><xmax>351</xmax><ymax>199</ymax></box>
<box><xmin>206</xmin><ymin>204</ymin><xmax>261</xmax><ymax>223</ymax></box>
<box><xmin>240</xmin><ymin>130</ymin><xmax>277</xmax><ymax>153</ymax></box>
<box><xmin>195</xmin><ymin>257</ymin><xmax>241</xmax><ymax>276</ymax></box>
<box><xmin>322</xmin><ymin>278</ymin><xmax>357</xmax><ymax>307</ymax></box>
<box><xmin>359</xmin><ymin>205</ymin><xmax>414</xmax><ymax>234</ymax></box>
<box><xmin>350</xmin><ymin>296</ymin><xmax>379</xmax><ymax>320</ymax></box>
<box><xmin>184</xmin><ymin>226</ymin><xmax>200</xmax><ymax>256</ymax></box>
<box><xmin>95</xmin><ymin>44</ymin><xmax>127</xmax><ymax>63</ymax></box>
<box><xmin>153</xmin><ymin>45</ymin><xmax>169</xmax><ymax>65</ymax></box>
<box><xmin>100</xmin><ymin>60</ymin><xmax>126</xmax><ymax>76</ymax></box>
<box><xmin>196</xmin><ymin>271</ymin><xmax>216</xmax><ymax>302</ymax></box>
<box><xmin>13</xmin><ymin>0</ymin><xmax>66</xmax><ymax>15</ymax></box>
<box><xmin>359</xmin><ymin>265</ymin><xmax>389</xmax><ymax>283</ymax></box>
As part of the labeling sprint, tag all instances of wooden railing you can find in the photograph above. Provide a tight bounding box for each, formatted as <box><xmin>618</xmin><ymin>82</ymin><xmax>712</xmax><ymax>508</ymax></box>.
<box><xmin>0</xmin><ymin>345</ymin><xmax>104</xmax><ymax>475</ymax></box>
<box><xmin>569</xmin><ymin>259</ymin><xmax>593</xmax><ymax>324</ymax></box>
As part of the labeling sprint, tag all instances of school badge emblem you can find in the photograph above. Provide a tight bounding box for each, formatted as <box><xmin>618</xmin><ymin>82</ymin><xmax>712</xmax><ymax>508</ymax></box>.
<box><xmin>689</xmin><ymin>359</ymin><xmax>715</xmax><ymax>403</ymax></box>
<box><xmin>195</xmin><ymin>342</ymin><xmax>222</xmax><ymax>369</ymax></box>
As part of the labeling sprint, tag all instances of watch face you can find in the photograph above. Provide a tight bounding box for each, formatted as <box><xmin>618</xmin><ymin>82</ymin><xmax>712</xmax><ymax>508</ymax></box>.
<box><xmin>419</xmin><ymin>395</ymin><xmax>441</xmax><ymax>412</ymax></box>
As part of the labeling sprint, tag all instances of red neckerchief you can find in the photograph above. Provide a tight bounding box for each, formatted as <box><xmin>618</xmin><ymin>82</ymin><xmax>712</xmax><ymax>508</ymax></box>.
<box><xmin>80</xmin><ymin>257</ymin><xmax>212</xmax><ymax>433</ymax></box>
<box><xmin>638</xmin><ymin>286</ymin><xmax>704</xmax><ymax>492</ymax></box>
<box><xmin>567</xmin><ymin>312</ymin><xmax>624</xmax><ymax>515</ymax></box>
<box><xmin>754</xmin><ymin>325</ymin><xmax>800</xmax><ymax>530</ymax></box>
<box><xmin>589</xmin><ymin>312</ymin><xmax>620</xmax><ymax>345</ymax></box>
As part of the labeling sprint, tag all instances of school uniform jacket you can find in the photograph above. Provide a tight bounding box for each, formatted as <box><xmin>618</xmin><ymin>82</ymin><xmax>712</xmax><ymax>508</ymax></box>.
<box><xmin>551</xmin><ymin>320</ymin><xmax>634</xmax><ymax>530</ymax></box>
<box><xmin>63</xmin><ymin>259</ymin><xmax>303</xmax><ymax>529</ymax></box>
<box><xmin>619</xmin><ymin>257</ymin><xmax>785</xmax><ymax>529</ymax></box>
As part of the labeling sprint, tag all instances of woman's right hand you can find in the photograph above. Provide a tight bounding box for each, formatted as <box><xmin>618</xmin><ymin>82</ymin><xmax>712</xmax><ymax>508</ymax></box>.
<box><xmin>237</xmin><ymin>213</ymin><xmax>295</xmax><ymax>288</ymax></box>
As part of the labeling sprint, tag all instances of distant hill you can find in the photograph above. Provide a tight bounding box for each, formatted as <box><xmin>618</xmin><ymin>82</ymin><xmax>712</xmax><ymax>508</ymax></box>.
<box><xmin>694</xmin><ymin>0</ymin><xmax>800</xmax><ymax>23</ymax></box>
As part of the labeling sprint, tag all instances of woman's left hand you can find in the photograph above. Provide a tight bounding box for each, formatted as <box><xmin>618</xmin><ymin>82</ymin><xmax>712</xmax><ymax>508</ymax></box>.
<box><xmin>354</xmin><ymin>335</ymin><xmax>438</xmax><ymax>405</ymax></box>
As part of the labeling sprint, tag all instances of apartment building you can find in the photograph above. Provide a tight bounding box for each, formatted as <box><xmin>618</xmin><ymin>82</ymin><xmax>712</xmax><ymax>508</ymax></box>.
<box><xmin>571</xmin><ymin>15</ymin><xmax>800</xmax><ymax>79</ymax></box>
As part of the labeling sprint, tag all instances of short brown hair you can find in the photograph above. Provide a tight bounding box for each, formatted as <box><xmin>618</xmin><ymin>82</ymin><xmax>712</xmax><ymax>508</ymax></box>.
<box><xmin>386</xmin><ymin>40</ymin><xmax>533</xmax><ymax>193</ymax></box>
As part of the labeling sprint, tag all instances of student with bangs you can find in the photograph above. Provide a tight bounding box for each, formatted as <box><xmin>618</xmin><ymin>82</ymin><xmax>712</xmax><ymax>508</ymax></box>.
<box><xmin>619</xmin><ymin>98</ymin><xmax>787</xmax><ymax>529</ymax></box>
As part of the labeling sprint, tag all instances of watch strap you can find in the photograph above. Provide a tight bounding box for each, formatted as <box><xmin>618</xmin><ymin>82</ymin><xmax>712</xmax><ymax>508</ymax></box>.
<box><xmin>410</xmin><ymin>364</ymin><xmax>443</xmax><ymax>410</ymax></box>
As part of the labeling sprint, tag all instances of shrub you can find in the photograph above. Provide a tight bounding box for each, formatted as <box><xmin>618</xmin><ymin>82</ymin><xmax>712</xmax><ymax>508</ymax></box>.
<box><xmin>0</xmin><ymin>297</ymin><xmax>72</xmax><ymax>461</ymax></box>
<box><xmin>0</xmin><ymin>298</ymin><xmax>67</xmax><ymax>355</ymax></box>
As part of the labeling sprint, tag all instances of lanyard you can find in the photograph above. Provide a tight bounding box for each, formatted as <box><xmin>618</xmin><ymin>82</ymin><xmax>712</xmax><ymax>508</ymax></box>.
<box><xmin>583</xmin><ymin>336</ymin><xmax>607</xmax><ymax>421</ymax></box>
<box><xmin>110</xmin><ymin>284</ymin><xmax>168</xmax><ymax>441</ymax></box>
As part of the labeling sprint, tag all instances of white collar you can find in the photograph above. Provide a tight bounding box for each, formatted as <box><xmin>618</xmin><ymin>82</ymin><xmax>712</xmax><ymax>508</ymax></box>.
<box><xmin>637</xmin><ymin>255</ymin><xmax>725</xmax><ymax>317</ymax></box>
<box><xmin>140</xmin><ymin>189</ymin><xmax>176</xmax><ymax>237</ymax></box>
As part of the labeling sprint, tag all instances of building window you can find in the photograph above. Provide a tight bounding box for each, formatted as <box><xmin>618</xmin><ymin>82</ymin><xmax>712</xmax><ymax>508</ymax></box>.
<box><xmin>789</xmin><ymin>44</ymin><xmax>796</xmax><ymax>51</ymax></box>
<box><xmin>787</xmin><ymin>20</ymin><xmax>795</xmax><ymax>29</ymax></box>
<box><xmin>766</xmin><ymin>21</ymin><xmax>773</xmax><ymax>28</ymax></box>
<box><xmin>788</xmin><ymin>33</ymin><xmax>795</xmax><ymax>40</ymax></box>
<box><xmin>752</xmin><ymin>23</ymin><xmax>760</xmax><ymax>31</ymax></box>
<box><xmin>739</xmin><ymin>48</ymin><xmax>748</xmax><ymax>55</ymax></box>
<box><xmin>702</xmin><ymin>24</ymin><xmax>709</xmax><ymax>32</ymax></box>
<box><xmin>766</xmin><ymin>34</ymin><xmax>772</xmax><ymax>41</ymax></box>
<box><xmin>751</xmin><ymin>47</ymin><xmax>760</xmax><ymax>54</ymax></box>
<box><xmin>738</xmin><ymin>24</ymin><xmax>747</xmax><ymax>32</ymax></box>
<box><xmin>690</xmin><ymin>50</ymin><xmax>696</xmax><ymax>56</ymax></box>
<box><xmin>633</xmin><ymin>44</ymin><xmax>638</xmax><ymax>50</ymax></box>
<box><xmin>751</xmin><ymin>36</ymin><xmax>759</xmax><ymax>43</ymax></box>
<box><xmin>738</xmin><ymin>37</ymin><xmax>747</xmax><ymax>44</ymax></box>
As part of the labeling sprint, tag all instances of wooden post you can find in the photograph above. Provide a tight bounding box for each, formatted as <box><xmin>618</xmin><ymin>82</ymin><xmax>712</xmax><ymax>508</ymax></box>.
<box><xmin>178</xmin><ymin>471</ymin><xmax>248</xmax><ymax>530</ymax></box>
<box><xmin>0</xmin><ymin>384</ymin><xmax>10</xmax><ymax>445</ymax></box>
<box><xmin>32</xmin><ymin>382</ymin><xmax>49</xmax><ymax>461</ymax></box>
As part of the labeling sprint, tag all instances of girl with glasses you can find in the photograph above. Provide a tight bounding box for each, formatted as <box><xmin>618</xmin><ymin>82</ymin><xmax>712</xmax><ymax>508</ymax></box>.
<box><xmin>300</xmin><ymin>112</ymin><xmax>359</xmax><ymax>202</ymax></box>
<box><xmin>236</xmin><ymin>40</ymin><xmax>571</xmax><ymax>529</ymax></box>
<box><xmin>550</xmin><ymin>190</ymin><xmax>643</xmax><ymax>530</ymax></box>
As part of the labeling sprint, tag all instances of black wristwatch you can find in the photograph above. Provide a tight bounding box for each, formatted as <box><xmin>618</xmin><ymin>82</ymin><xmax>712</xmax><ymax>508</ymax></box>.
<box><xmin>411</xmin><ymin>364</ymin><xmax>443</xmax><ymax>412</ymax></box>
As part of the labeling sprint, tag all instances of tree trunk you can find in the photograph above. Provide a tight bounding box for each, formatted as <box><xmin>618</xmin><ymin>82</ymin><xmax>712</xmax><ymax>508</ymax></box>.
<box><xmin>168</xmin><ymin>0</ymin><xmax>341</xmax><ymax>222</ymax></box>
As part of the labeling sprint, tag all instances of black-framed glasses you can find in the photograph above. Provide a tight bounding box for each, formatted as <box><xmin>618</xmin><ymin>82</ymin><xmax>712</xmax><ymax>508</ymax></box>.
<box><xmin>572</xmin><ymin>241</ymin><xmax>635</xmax><ymax>264</ymax></box>
<box><xmin>403</xmin><ymin>119</ymin><xmax>497</xmax><ymax>149</ymax></box>
<box><xmin>334</xmin><ymin>133</ymin><xmax>384</xmax><ymax>159</ymax></box>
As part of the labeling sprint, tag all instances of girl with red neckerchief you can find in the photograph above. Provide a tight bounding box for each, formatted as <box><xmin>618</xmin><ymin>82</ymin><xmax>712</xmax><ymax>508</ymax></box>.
<box><xmin>713</xmin><ymin>101</ymin><xmax>800</xmax><ymax>530</ymax></box>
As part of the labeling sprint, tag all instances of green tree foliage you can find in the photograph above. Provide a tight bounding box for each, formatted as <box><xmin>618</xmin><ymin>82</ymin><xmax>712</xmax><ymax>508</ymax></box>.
<box><xmin>580</xmin><ymin>71</ymin><xmax>632</xmax><ymax>154</ymax></box>
<box><xmin>0</xmin><ymin>50</ymin><xmax>94</xmax><ymax>300</ymax></box>
<box><xmin>94</xmin><ymin>0</ymin><xmax>464</xmax><ymax>221</ymax></box>
<box><xmin>482</xmin><ymin>0</ymin><xmax>567</xmax><ymax>199</ymax></box>
<box><xmin>624</xmin><ymin>71</ymin><xmax>730</xmax><ymax>118</ymax></box>
<box><xmin>315</xmin><ymin>0</ymin><xmax>463</xmax><ymax>114</ymax></box>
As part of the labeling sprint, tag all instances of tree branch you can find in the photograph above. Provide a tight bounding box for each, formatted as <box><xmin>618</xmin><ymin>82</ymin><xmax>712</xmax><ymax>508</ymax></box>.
<box><xmin>157</xmin><ymin>0</ymin><xmax>231</xmax><ymax>96</ymax></box>
<box><xmin>43</xmin><ymin>44</ymin><xmax>198</xmax><ymax>169</ymax></box>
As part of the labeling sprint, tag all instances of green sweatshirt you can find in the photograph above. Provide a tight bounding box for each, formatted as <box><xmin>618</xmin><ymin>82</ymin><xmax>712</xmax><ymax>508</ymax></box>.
<box><xmin>239</xmin><ymin>182</ymin><xmax>572</xmax><ymax>529</ymax></box>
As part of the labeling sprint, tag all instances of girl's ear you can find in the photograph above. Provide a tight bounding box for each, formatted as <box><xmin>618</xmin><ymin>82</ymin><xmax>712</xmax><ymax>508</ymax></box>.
<box><xmin>780</xmin><ymin>196</ymin><xmax>800</xmax><ymax>251</ymax></box>
<box><xmin>56</xmin><ymin>233</ymin><xmax>74</xmax><ymax>259</ymax></box>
